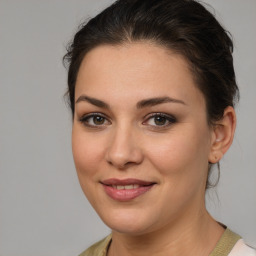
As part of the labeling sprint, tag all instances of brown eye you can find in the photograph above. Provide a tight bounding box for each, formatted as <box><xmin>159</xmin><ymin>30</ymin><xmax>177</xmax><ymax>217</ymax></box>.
<box><xmin>143</xmin><ymin>113</ymin><xmax>176</xmax><ymax>128</ymax></box>
<box><xmin>93</xmin><ymin>116</ymin><xmax>105</xmax><ymax>125</ymax></box>
<box><xmin>154</xmin><ymin>116</ymin><xmax>168</xmax><ymax>126</ymax></box>
<box><xmin>79</xmin><ymin>113</ymin><xmax>111</xmax><ymax>128</ymax></box>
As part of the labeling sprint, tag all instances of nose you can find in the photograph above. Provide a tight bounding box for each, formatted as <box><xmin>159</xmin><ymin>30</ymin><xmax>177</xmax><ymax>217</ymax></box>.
<box><xmin>105</xmin><ymin>126</ymin><xmax>143</xmax><ymax>169</ymax></box>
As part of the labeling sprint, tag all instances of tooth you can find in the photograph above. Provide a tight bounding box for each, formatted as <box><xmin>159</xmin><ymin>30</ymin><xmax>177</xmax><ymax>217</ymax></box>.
<box><xmin>112</xmin><ymin>184</ymin><xmax>141</xmax><ymax>190</ymax></box>
<box><xmin>124</xmin><ymin>185</ymin><xmax>133</xmax><ymax>190</ymax></box>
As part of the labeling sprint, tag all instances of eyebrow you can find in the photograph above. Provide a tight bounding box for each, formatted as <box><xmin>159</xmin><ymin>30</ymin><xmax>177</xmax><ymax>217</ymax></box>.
<box><xmin>75</xmin><ymin>95</ymin><xmax>186</xmax><ymax>109</ymax></box>
<box><xmin>75</xmin><ymin>95</ymin><xmax>110</xmax><ymax>109</ymax></box>
<box><xmin>136</xmin><ymin>96</ymin><xmax>186</xmax><ymax>109</ymax></box>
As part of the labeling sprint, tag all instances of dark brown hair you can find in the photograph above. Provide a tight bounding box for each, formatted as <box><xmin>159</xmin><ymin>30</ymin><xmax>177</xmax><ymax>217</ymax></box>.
<box><xmin>63</xmin><ymin>0</ymin><xmax>239</xmax><ymax>187</ymax></box>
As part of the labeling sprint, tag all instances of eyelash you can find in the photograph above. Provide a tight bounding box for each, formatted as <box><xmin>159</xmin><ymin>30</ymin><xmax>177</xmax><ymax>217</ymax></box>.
<box><xmin>79</xmin><ymin>113</ymin><xmax>111</xmax><ymax>128</ymax></box>
<box><xmin>79</xmin><ymin>112</ymin><xmax>176</xmax><ymax>129</ymax></box>
<box><xmin>143</xmin><ymin>113</ymin><xmax>177</xmax><ymax>129</ymax></box>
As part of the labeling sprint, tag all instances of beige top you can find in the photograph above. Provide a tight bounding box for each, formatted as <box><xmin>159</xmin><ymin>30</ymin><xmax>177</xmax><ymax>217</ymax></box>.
<box><xmin>79</xmin><ymin>228</ymin><xmax>255</xmax><ymax>256</ymax></box>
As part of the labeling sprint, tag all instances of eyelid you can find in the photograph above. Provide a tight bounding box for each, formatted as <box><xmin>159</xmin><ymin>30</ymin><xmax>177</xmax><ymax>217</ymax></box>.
<box><xmin>143</xmin><ymin>112</ymin><xmax>177</xmax><ymax>127</ymax></box>
<box><xmin>78</xmin><ymin>112</ymin><xmax>176</xmax><ymax>129</ymax></box>
<box><xmin>79</xmin><ymin>112</ymin><xmax>111</xmax><ymax>127</ymax></box>
<box><xmin>144</xmin><ymin>112</ymin><xmax>176</xmax><ymax>119</ymax></box>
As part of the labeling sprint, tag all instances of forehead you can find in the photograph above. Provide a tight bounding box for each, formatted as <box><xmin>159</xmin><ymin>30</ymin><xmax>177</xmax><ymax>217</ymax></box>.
<box><xmin>75</xmin><ymin>42</ymin><xmax>205</xmax><ymax>106</ymax></box>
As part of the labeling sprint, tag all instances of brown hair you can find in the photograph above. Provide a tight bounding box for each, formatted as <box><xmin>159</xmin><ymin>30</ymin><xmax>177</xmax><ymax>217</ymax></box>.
<box><xmin>63</xmin><ymin>0</ymin><xmax>239</xmax><ymax>187</ymax></box>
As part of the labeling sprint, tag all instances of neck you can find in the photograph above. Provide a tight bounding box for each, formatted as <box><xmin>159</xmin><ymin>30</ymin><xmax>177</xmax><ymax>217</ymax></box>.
<box><xmin>108</xmin><ymin>209</ymin><xmax>224</xmax><ymax>256</ymax></box>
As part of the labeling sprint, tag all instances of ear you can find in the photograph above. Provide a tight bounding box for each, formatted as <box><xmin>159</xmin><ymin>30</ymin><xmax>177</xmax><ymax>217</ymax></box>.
<box><xmin>208</xmin><ymin>106</ymin><xmax>236</xmax><ymax>164</ymax></box>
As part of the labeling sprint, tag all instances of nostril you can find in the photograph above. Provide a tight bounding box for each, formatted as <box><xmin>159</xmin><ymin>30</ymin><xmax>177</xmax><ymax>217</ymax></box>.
<box><xmin>105</xmin><ymin>130</ymin><xmax>144</xmax><ymax>168</ymax></box>
<box><xmin>106</xmin><ymin>159</ymin><xmax>133</xmax><ymax>170</ymax></box>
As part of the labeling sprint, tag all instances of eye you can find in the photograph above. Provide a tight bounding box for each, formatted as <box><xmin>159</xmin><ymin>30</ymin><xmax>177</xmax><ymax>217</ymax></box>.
<box><xmin>79</xmin><ymin>113</ymin><xmax>111</xmax><ymax>128</ymax></box>
<box><xmin>143</xmin><ymin>113</ymin><xmax>176</xmax><ymax>128</ymax></box>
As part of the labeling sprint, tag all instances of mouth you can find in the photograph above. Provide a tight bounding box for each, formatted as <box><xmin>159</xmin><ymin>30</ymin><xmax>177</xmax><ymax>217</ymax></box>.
<box><xmin>110</xmin><ymin>184</ymin><xmax>141</xmax><ymax>190</ymax></box>
<box><xmin>100</xmin><ymin>178</ymin><xmax>156</xmax><ymax>201</ymax></box>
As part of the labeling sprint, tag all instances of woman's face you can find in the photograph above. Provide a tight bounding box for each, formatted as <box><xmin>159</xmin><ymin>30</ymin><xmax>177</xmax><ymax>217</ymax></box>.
<box><xmin>72</xmin><ymin>43</ymin><xmax>215</xmax><ymax>235</ymax></box>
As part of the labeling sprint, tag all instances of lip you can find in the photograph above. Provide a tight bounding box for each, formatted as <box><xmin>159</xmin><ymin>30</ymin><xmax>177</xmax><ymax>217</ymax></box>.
<box><xmin>101</xmin><ymin>178</ymin><xmax>156</xmax><ymax>201</ymax></box>
<box><xmin>101</xmin><ymin>178</ymin><xmax>154</xmax><ymax>186</ymax></box>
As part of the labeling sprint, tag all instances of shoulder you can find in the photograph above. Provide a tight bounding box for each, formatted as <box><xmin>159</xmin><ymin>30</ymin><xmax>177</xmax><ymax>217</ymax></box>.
<box><xmin>79</xmin><ymin>235</ymin><xmax>112</xmax><ymax>256</ymax></box>
<box><xmin>229</xmin><ymin>239</ymin><xmax>256</xmax><ymax>256</ymax></box>
<box><xmin>210</xmin><ymin>227</ymin><xmax>256</xmax><ymax>256</ymax></box>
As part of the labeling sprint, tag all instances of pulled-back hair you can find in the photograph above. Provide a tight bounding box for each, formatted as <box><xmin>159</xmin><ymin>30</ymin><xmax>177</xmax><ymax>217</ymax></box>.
<box><xmin>63</xmin><ymin>0</ymin><xmax>239</xmax><ymax>187</ymax></box>
<box><xmin>64</xmin><ymin>0</ymin><xmax>239</xmax><ymax>123</ymax></box>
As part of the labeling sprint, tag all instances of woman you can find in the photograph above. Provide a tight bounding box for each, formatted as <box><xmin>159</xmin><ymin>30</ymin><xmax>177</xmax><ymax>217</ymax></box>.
<box><xmin>64</xmin><ymin>0</ymin><xmax>256</xmax><ymax>255</ymax></box>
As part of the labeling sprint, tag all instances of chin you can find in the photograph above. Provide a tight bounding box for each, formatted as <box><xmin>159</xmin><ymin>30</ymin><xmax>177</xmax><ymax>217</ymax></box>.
<box><xmin>98</xmin><ymin>208</ymin><xmax>158</xmax><ymax>235</ymax></box>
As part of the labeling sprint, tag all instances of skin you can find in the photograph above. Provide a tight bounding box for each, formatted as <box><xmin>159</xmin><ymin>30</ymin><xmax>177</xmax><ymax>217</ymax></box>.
<box><xmin>72</xmin><ymin>42</ymin><xmax>236</xmax><ymax>256</ymax></box>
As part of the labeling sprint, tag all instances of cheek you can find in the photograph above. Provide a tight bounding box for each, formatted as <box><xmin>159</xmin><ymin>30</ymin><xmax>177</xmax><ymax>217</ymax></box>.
<box><xmin>145</xmin><ymin>126</ymin><xmax>211</xmax><ymax>180</ymax></box>
<box><xmin>72</xmin><ymin>127</ymin><xmax>105</xmax><ymax>181</ymax></box>
<box><xmin>72</xmin><ymin>127</ymin><xmax>109</xmax><ymax>208</ymax></box>
<box><xmin>143</xmin><ymin>128</ymin><xmax>211</xmax><ymax>216</ymax></box>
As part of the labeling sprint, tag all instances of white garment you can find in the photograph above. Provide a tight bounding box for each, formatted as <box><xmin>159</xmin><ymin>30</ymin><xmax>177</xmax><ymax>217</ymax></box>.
<box><xmin>229</xmin><ymin>239</ymin><xmax>256</xmax><ymax>256</ymax></box>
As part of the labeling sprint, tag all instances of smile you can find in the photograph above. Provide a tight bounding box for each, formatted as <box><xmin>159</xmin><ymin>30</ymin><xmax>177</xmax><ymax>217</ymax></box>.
<box><xmin>101</xmin><ymin>179</ymin><xmax>156</xmax><ymax>201</ymax></box>
<box><xmin>111</xmin><ymin>184</ymin><xmax>140</xmax><ymax>190</ymax></box>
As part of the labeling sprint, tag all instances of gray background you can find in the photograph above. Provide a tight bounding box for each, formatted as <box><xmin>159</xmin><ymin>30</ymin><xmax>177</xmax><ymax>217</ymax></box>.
<box><xmin>0</xmin><ymin>0</ymin><xmax>255</xmax><ymax>255</ymax></box>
